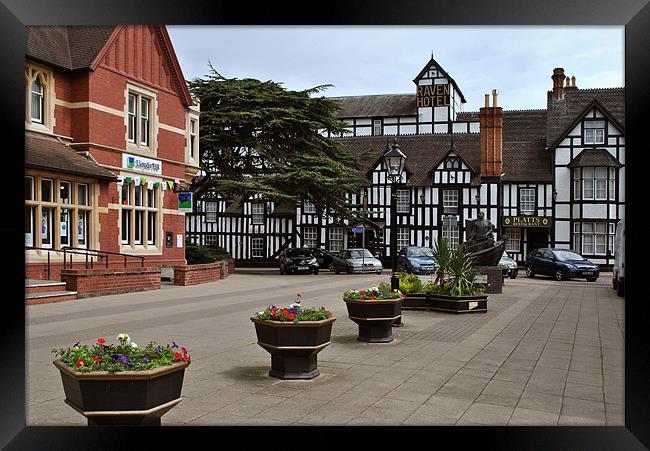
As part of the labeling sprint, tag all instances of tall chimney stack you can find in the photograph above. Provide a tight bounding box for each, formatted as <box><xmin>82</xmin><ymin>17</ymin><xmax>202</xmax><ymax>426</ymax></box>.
<box><xmin>552</xmin><ymin>67</ymin><xmax>566</xmax><ymax>99</ymax></box>
<box><xmin>479</xmin><ymin>91</ymin><xmax>503</xmax><ymax>178</ymax></box>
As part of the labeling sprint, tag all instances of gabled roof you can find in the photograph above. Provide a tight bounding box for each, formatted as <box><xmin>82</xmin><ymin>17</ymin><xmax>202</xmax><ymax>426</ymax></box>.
<box><xmin>546</xmin><ymin>88</ymin><xmax>624</xmax><ymax>149</ymax></box>
<box><xmin>334</xmin><ymin>134</ymin><xmax>481</xmax><ymax>186</ymax></box>
<box><xmin>25</xmin><ymin>25</ymin><xmax>194</xmax><ymax>107</ymax></box>
<box><xmin>25</xmin><ymin>132</ymin><xmax>117</xmax><ymax>181</ymax></box>
<box><xmin>412</xmin><ymin>56</ymin><xmax>467</xmax><ymax>103</ymax></box>
<box><xmin>331</xmin><ymin>94</ymin><xmax>416</xmax><ymax>119</ymax></box>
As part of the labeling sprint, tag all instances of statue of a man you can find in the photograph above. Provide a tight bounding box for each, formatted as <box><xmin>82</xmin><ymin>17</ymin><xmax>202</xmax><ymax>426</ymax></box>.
<box><xmin>467</xmin><ymin>211</ymin><xmax>496</xmax><ymax>244</ymax></box>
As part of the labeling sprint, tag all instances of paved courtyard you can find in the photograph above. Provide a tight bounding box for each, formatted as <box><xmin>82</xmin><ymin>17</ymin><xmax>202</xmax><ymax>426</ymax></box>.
<box><xmin>26</xmin><ymin>269</ymin><xmax>624</xmax><ymax>426</ymax></box>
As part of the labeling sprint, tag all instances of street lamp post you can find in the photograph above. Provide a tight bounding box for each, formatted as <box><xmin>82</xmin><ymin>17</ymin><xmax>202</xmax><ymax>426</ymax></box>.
<box><xmin>382</xmin><ymin>138</ymin><xmax>407</xmax><ymax>327</ymax></box>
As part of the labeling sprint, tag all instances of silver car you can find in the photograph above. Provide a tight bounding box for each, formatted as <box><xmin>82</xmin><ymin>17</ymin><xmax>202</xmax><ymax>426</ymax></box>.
<box><xmin>329</xmin><ymin>248</ymin><xmax>383</xmax><ymax>275</ymax></box>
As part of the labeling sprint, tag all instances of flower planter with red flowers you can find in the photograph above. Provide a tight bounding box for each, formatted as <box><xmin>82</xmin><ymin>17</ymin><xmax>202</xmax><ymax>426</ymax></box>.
<box><xmin>342</xmin><ymin>287</ymin><xmax>403</xmax><ymax>343</ymax></box>
<box><xmin>52</xmin><ymin>334</ymin><xmax>190</xmax><ymax>426</ymax></box>
<box><xmin>251</xmin><ymin>304</ymin><xmax>335</xmax><ymax>380</ymax></box>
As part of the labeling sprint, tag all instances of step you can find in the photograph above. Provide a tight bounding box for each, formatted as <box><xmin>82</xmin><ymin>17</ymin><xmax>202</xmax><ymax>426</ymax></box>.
<box><xmin>25</xmin><ymin>279</ymin><xmax>67</xmax><ymax>295</ymax></box>
<box><xmin>25</xmin><ymin>290</ymin><xmax>78</xmax><ymax>305</ymax></box>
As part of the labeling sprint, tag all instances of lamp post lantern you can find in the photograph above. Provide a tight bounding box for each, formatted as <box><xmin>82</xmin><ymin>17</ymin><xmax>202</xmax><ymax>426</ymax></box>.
<box><xmin>382</xmin><ymin>138</ymin><xmax>407</xmax><ymax>311</ymax></box>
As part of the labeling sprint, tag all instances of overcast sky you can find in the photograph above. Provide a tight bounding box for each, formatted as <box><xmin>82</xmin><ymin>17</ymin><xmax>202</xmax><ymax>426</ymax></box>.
<box><xmin>167</xmin><ymin>26</ymin><xmax>624</xmax><ymax>112</ymax></box>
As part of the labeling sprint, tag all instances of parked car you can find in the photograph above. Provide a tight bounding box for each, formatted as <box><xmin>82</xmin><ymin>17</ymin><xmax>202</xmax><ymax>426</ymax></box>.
<box><xmin>278</xmin><ymin>248</ymin><xmax>319</xmax><ymax>275</ymax></box>
<box><xmin>498</xmin><ymin>252</ymin><xmax>519</xmax><ymax>279</ymax></box>
<box><xmin>396</xmin><ymin>246</ymin><xmax>438</xmax><ymax>275</ymax></box>
<box><xmin>525</xmin><ymin>248</ymin><xmax>599</xmax><ymax>281</ymax></box>
<box><xmin>612</xmin><ymin>218</ymin><xmax>624</xmax><ymax>297</ymax></box>
<box><xmin>303</xmin><ymin>247</ymin><xmax>336</xmax><ymax>270</ymax></box>
<box><xmin>330</xmin><ymin>248</ymin><xmax>383</xmax><ymax>275</ymax></box>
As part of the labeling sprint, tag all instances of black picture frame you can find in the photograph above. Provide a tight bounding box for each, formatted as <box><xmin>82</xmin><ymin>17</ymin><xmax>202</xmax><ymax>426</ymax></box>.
<box><xmin>4</xmin><ymin>0</ymin><xmax>649</xmax><ymax>449</ymax></box>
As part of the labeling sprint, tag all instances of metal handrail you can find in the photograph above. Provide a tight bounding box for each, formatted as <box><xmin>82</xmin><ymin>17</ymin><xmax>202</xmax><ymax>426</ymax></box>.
<box><xmin>25</xmin><ymin>246</ymin><xmax>145</xmax><ymax>280</ymax></box>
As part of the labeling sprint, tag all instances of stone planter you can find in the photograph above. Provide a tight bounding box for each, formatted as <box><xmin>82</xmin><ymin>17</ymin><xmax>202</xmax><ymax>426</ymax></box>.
<box><xmin>343</xmin><ymin>298</ymin><xmax>402</xmax><ymax>343</ymax></box>
<box><xmin>251</xmin><ymin>316</ymin><xmax>335</xmax><ymax>379</ymax></box>
<box><xmin>53</xmin><ymin>359</ymin><xmax>190</xmax><ymax>426</ymax></box>
<box><xmin>403</xmin><ymin>292</ymin><xmax>488</xmax><ymax>313</ymax></box>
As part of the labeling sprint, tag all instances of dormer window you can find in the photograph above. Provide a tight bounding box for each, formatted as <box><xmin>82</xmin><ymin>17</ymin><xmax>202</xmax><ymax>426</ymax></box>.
<box><xmin>584</xmin><ymin>120</ymin><xmax>605</xmax><ymax>145</ymax></box>
<box><xmin>373</xmin><ymin>119</ymin><xmax>383</xmax><ymax>136</ymax></box>
<box><xmin>31</xmin><ymin>79</ymin><xmax>44</xmax><ymax>124</ymax></box>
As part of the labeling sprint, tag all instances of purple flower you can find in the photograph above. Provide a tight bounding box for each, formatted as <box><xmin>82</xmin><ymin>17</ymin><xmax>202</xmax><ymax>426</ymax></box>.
<box><xmin>112</xmin><ymin>354</ymin><xmax>129</xmax><ymax>364</ymax></box>
<box><xmin>142</xmin><ymin>357</ymin><xmax>151</xmax><ymax>363</ymax></box>
<box><xmin>156</xmin><ymin>346</ymin><xmax>162</xmax><ymax>353</ymax></box>
<box><xmin>171</xmin><ymin>341</ymin><xmax>179</xmax><ymax>349</ymax></box>
<box><xmin>73</xmin><ymin>341</ymin><xmax>80</xmax><ymax>348</ymax></box>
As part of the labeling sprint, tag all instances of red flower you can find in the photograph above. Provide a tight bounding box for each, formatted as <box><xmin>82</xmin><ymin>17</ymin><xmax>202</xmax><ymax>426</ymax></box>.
<box><xmin>184</xmin><ymin>354</ymin><xmax>191</xmax><ymax>363</ymax></box>
<box><xmin>76</xmin><ymin>359</ymin><xmax>86</xmax><ymax>368</ymax></box>
<box><xmin>370</xmin><ymin>293</ymin><xmax>376</xmax><ymax>300</ymax></box>
<box><xmin>360</xmin><ymin>290</ymin><xmax>366</xmax><ymax>297</ymax></box>
<box><xmin>173</xmin><ymin>352</ymin><xmax>183</xmax><ymax>361</ymax></box>
<box><xmin>287</xmin><ymin>312</ymin><xmax>296</xmax><ymax>320</ymax></box>
<box><xmin>181</xmin><ymin>347</ymin><xmax>187</xmax><ymax>355</ymax></box>
<box><xmin>92</xmin><ymin>357</ymin><xmax>103</xmax><ymax>364</ymax></box>
<box><xmin>97</xmin><ymin>338</ymin><xmax>106</xmax><ymax>345</ymax></box>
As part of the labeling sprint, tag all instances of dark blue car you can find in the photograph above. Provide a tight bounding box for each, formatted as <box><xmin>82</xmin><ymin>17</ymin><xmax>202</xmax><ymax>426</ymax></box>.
<box><xmin>525</xmin><ymin>248</ymin><xmax>599</xmax><ymax>282</ymax></box>
<box><xmin>397</xmin><ymin>246</ymin><xmax>438</xmax><ymax>275</ymax></box>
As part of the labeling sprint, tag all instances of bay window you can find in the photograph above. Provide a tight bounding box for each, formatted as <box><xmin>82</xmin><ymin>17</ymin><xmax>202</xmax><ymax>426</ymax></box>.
<box><xmin>573</xmin><ymin>222</ymin><xmax>615</xmax><ymax>256</ymax></box>
<box><xmin>574</xmin><ymin>167</ymin><xmax>616</xmax><ymax>201</ymax></box>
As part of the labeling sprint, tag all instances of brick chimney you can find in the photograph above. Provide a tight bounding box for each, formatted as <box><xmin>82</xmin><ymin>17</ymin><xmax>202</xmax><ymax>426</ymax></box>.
<box><xmin>565</xmin><ymin>75</ymin><xmax>578</xmax><ymax>92</ymax></box>
<box><xmin>479</xmin><ymin>89</ymin><xmax>503</xmax><ymax>178</ymax></box>
<box><xmin>551</xmin><ymin>67</ymin><xmax>566</xmax><ymax>99</ymax></box>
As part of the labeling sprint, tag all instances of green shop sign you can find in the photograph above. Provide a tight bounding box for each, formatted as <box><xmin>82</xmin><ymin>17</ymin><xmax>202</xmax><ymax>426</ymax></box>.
<box><xmin>502</xmin><ymin>216</ymin><xmax>552</xmax><ymax>228</ymax></box>
<box><xmin>178</xmin><ymin>192</ymin><xmax>193</xmax><ymax>212</ymax></box>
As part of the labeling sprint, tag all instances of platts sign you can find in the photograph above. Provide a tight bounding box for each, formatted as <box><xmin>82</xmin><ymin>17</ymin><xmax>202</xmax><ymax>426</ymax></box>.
<box><xmin>122</xmin><ymin>153</ymin><xmax>162</xmax><ymax>175</ymax></box>
<box><xmin>502</xmin><ymin>216</ymin><xmax>552</xmax><ymax>228</ymax></box>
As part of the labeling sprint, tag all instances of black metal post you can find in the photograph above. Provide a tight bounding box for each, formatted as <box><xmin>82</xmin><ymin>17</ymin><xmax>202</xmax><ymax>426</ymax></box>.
<box><xmin>390</xmin><ymin>179</ymin><xmax>403</xmax><ymax>327</ymax></box>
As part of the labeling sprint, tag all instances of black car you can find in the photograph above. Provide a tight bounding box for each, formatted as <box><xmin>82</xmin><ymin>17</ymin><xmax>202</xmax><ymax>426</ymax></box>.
<box><xmin>278</xmin><ymin>248</ymin><xmax>319</xmax><ymax>275</ymax></box>
<box><xmin>525</xmin><ymin>248</ymin><xmax>599</xmax><ymax>282</ymax></box>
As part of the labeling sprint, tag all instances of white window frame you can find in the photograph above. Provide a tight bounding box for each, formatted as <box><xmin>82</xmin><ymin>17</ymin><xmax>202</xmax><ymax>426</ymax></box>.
<box><xmin>504</xmin><ymin>228</ymin><xmax>521</xmax><ymax>252</ymax></box>
<box><xmin>442</xmin><ymin>216</ymin><xmax>459</xmax><ymax>250</ymax></box>
<box><xmin>396</xmin><ymin>189</ymin><xmax>410</xmax><ymax>213</ymax></box>
<box><xmin>25</xmin><ymin>64</ymin><xmax>55</xmax><ymax>133</ymax></box>
<box><xmin>303</xmin><ymin>227</ymin><xmax>318</xmax><ymax>248</ymax></box>
<box><xmin>397</xmin><ymin>227</ymin><xmax>410</xmax><ymax>251</ymax></box>
<box><xmin>519</xmin><ymin>188</ymin><xmax>535</xmax><ymax>215</ymax></box>
<box><xmin>329</xmin><ymin>227</ymin><xmax>344</xmax><ymax>252</ymax></box>
<box><xmin>126</xmin><ymin>84</ymin><xmax>157</xmax><ymax>154</ymax></box>
<box><xmin>31</xmin><ymin>78</ymin><xmax>44</xmax><ymax>124</ymax></box>
<box><xmin>373</xmin><ymin>119</ymin><xmax>382</xmax><ymax>136</ymax></box>
<box><xmin>251</xmin><ymin>237</ymin><xmax>264</xmax><ymax>258</ymax></box>
<box><xmin>443</xmin><ymin>190</ymin><xmax>459</xmax><ymax>209</ymax></box>
<box><xmin>120</xmin><ymin>182</ymin><xmax>160</xmax><ymax>249</ymax></box>
<box><xmin>303</xmin><ymin>199</ymin><xmax>316</xmax><ymax>214</ymax></box>
<box><xmin>140</xmin><ymin>97</ymin><xmax>150</xmax><ymax>146</ymax></box>
<box><xmin>574</xmin><ymin>221</ymin><xmax>614</xmax><ymax>256</ymax></box>
<box><xmin>205</xmin><ymin>201</ymin><xmax>218</xmax><ymax>222</ymax></box>
<box><xmin>583</xmin><ymin>120</ymin><xmax>606</xmax><ymax>145</ymax></box>
<box><xmin>251</xmin><ymin>203</ymin><xmax>265</xmax><ymax>225</ymax></box>
<box><xmin>576</xmin><ymin>167</ymin><xmax>613</xmax><ymax>201</ymax></box>
<box><xmin>189</xmin><ymin>118</ymin><xmax>198</xmax><ymax>160</ymax></box>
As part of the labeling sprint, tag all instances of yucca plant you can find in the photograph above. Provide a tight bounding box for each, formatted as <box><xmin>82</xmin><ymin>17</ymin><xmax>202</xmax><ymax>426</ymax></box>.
<box><xmin>431</xmin><ymin>237</ymin><xmax>452</xmax><ymax>285</ymax></box>
<box><xmin>443</xmin><ymin>244</ymin><xmax>483</xmax><ymax>296</ymax></box>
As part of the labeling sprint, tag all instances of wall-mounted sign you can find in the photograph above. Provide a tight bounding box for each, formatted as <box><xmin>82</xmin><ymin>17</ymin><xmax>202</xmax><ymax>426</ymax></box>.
<box><xmin>122</xmin><ymin>153</ymin><xmax>162</xmax><ymax>176</ymax></box>
<box><xmin>178</xmin><ymin>192</ymin><xmax>193</xmax><ymax>212</ymax></box>
<box><xmin>502</xmin><ymin>216</ymin><xmax>552</xmax><ymax>228</ymax></box>
<box><xmin>416</xmin><ymin>83</ymin><xmax>450</xmax><ymax>108</ymax></box>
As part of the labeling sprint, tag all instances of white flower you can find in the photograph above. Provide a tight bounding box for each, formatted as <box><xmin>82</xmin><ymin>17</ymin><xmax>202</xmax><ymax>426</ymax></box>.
<box><xmin>258</xmin><ymin>311</ymin><xmax>265</xmax><ymax>316</ymax></box>
<box><xmin>131</xmin><ymin>342</ymin><xmax>138</xmax><ymax>349</ymax></box>
<box><xmin>117</xmin><ymin>333</ymin><xmax>131</xmax><ymax>345</ymax></box>
<box><xmin>289</xmin><ymin>303</ymin><xmax>301</xmax><ymax>309</ymax></box>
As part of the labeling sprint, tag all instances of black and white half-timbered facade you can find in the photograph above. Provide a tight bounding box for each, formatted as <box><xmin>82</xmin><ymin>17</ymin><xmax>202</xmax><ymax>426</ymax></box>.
<box><xmin>186</xmin><ymin>59</ymin><xmax>624</xmax><ymax>267</ymax></box>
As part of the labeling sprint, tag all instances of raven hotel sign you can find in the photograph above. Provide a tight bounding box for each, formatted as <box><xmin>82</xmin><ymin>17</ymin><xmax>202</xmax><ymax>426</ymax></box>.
<box><xmin>416</xmin><ymin>83</ymin><xmax>451</xmax><ymax>107</ymax></box>
<box><xmin>502</xmin><ymin>216</ymin><xmax>552</xmax><ymax>228</ymax></box>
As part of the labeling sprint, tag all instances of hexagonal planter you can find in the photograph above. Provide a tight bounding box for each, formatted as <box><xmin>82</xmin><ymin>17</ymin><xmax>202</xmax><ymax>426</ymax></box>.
<box><xmin>343</xmin><ymin>298</ymin><xmax>402</xmax><ymax>343</ymax></box>
<box><xmin>53</xmin><ymin>359</ymin><xmax>190</xmax><ymax>426</ymax></box>
<box><xmin>251</xmin><ymin>316</ymin><xmax>335</xmax><ymax>379</ymax></box>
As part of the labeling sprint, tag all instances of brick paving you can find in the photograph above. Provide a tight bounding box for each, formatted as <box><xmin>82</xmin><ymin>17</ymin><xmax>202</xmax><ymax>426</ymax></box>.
<box><xmin>25</xmin><ymin>269</ymin><xmax>624</xmax><ymax>426</ymax></box>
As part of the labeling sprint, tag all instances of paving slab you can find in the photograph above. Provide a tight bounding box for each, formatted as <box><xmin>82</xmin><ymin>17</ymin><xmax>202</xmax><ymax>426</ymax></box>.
<box><xmin>25</xmin><ymin>271</ymin><xmax>623</xmax><ymax>426</ymax></box>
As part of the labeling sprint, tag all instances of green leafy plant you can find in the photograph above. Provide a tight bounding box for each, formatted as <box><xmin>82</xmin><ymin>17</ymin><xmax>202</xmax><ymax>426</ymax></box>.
<box><xmin>423</xmin><ymin>244</ymin><xmax>485</xmax><ymax>296</ymax></box>
<box><xmin>52</xmin><ymin>334</ymin><xmax>190</xmax><ymax>373</ymax></box>
<box><xmin>256</xmin><ymin>303</ymin><xmax>333</xmax><ymax>323</ymax></box>
<box><xmin>398</xmin><ymin>272</ymin><xmax>423</xmax><ymax>294</ymax></box>
<box><xmin>343</xmin><ymin>286</ymin><xmax>403</xmax><ymax>301</ymax></box>
<box><xmin>185</xmin><ymin>245</ymin><xmax>230</xmax><ymax>264</ymax></box>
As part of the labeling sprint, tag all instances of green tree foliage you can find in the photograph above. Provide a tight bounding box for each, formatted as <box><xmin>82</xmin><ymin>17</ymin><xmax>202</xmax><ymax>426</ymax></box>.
<box><xmin>188</xmin><ymin>67</ymin><xmax>365</xmax><ymax>217</ymax></box>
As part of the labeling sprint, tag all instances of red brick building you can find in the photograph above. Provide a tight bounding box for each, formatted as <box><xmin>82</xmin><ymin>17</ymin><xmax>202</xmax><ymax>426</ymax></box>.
<box><xmin>25</xmin><ymin>26</ymin><xmax>200</xmax><ymax>280</ymax></box>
